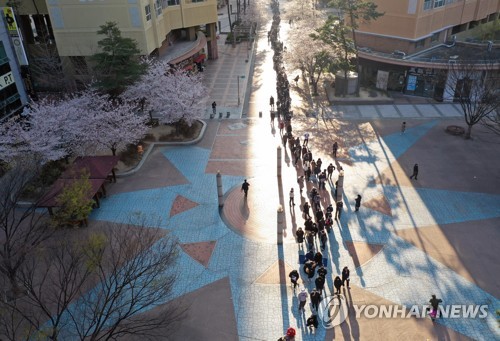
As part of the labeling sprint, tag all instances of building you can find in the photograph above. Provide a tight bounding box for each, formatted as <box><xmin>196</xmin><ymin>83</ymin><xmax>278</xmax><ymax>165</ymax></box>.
<box><xmin>0</xmin><ymin>7</ymin><xmax>28</xmax><ymax>120</ymax></box>
<box><xmin>354</xmin><ymin>0</ymin><xmax>500</xmax><ymax>100</ymax></box>
<box><xmin>0</xmin><ymin>0</ymin><xmax>218</xmax><ymax>91</ymax></box>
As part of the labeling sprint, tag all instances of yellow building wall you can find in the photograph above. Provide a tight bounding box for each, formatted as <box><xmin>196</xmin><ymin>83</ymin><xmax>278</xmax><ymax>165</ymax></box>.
<box><xmin>358</xmin><ymin>0</ymin><xmax>499</xmax><ymax>41</ymax></box>
<box><xmin>358</xmin><ymin>0</ymin><xmax>418</xmax><ymax>39</ymax></box>
<box><xmin>181</xmin><ymin>2</ymin><xmax>217</xmax><ymax>27</ymax></box>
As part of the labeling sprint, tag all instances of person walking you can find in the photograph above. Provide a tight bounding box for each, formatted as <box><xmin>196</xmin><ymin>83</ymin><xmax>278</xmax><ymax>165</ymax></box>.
<box><xmin>320</xmin><ymin>230</ymin><xmax>327</xmax><ymax>250</ymax></box>
<box><xmin>314</xmin><ymin>251</ymin><xmax>323</xmax><ymax>266</ymax></box>
<box><xmin>289</xmin><ymin>188</ymin><xmax>295</xmax><ymax>207</ymax></box>
<box><xmin>270</xmin><ymin>95</ymin><xmax>275</xmax><ymax>110</ymax></box>
<box><xmin>327</xmin><ymin>163</ymin><xmax>335</xmax><ymax>180</ymax></box>
<box><xmin>332</xmin><ymin>141</ymin><xmax>338</xmax><ymax>158</ymax></box>
<box><xmin>306</xmin><ymin>314</ymin><xmax>319</xmax><ymax>330</ymax></box>
<box><xmin>212</xmin><ymin>101</ymin><xmax>217</xmax><ymax>115</ymax></box>
<box><xmin>315</xmin><ymin>274</ymin><xmax>325</xmax><ymax>292</ymax></box>
<box><xmin>294</xmin><ymin>147</ymin><xmax>301</xmax><ymax>166</ymax></box>
<box><xmin>317</xmin><ymin>266</ymin><xmax>327</xmax><ymax>278</ymax></box>
<box><xmin>298</xmin><ymin>288</ymin><xmax>308</xmax><ymax>311</ymax></box>
<box><xmin>304</xmin><ymin>260</ymin><xmax>316</xmax><ymax>281</ymax></box>
<box><xmin>303</xmin><ymin>132</ymin><xmax>309</xmax><ymax>146</ymax></box>
<box><xmin>334</xmin><ymin>276</ymin><xmax>343</xmax><ymax>294</ymax></box>
<box><xmin>355</xmin><ymin>194</ymin><xmax>362</xmax><ymax>212</ymax></box>
<box><xmin>410</xmin><ymin>163</ymin><xmax>419</xmax><ymax>180</ymax></box>
<box><xmin>335</xmin><ymin>201</ymin><xmax>343</xmax><ymax>220</ymax></box>
<box><xmin>310</xmin><ymin>288</ymin><xmax>321</xmax><ymax>311</ymax></box>
<box><xmin>279</xmin><ymin>119</ymin><xmax>285</xmax><ymax>136</ymax></box>
<box><xmin>429</xmin><ymin>294</ymin><xmax>442</xmax><ymax>320</ymax></box>
<box><xmin>306</xmin><ymin>232</ymin><xmax>314</xmax><ymax>250</ymax></box>
<box><xmin>241</xmin><ymin>180</ymin><xmax>250</xmax><ymax>197</ymax></box>
<box><xmin>401</xmin><ymin>121</ymin><xmax>406</xmax><ymax>134</ymax></box>
<box><xmin>296</xmin><ymin>227</ymin><xmax>305</xmax><ymax>245</ymax></box>
<box><xmin>319</xmin><ymin>171</ymin><xmax>326</xmax><ymax>190</ymax></box>
<box><xmin>342</xmin><ymin>266</ymin><xmax>350</xmax><ymax>288</ymax></box>
<box><xmin>289</xmin><ymin>269</ymin><xmax>300</xmax><ymax>290</ymax></box>
<box><xmin>303</xmin><ymin>202</ymin><xmax>311</xmax><ymax>219</ymax></box>
<box><xmin>271</xmin><ymin>111</ymin><xmax>276</xmax><ymax>125</ymax></box>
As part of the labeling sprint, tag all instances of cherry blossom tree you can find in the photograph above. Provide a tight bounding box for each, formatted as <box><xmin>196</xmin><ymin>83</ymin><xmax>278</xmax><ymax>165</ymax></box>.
<box><xmin>0</xmin><ymin>99</ymin><xmax>68</xmax><ymax>163</ymax></box>
<box><xmin>123</xmin><ymin>59</ymin><xmax>208</xmax><ymax>126</ymax></box>
<box><xmin>0</xmin><ymin>89</ymin><xmax>150</xmax><ymax>162</ymax></box>
<box><xmin>85</xmin><ymin>93</ymin><xmax>150</xmax><ymax>156</ymax></box>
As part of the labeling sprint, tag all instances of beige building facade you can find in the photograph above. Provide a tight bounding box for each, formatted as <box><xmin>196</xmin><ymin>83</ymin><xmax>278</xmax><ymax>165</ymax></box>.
<box><xmin>354</xmin><ymin>0</ymin><xmax>500</xmax><ymax>100</ymax></box>
<box><xmin>357</xmin><ymin>0</ymin><xmax>499</xmax><ymax>54</ymax></box>
<box><xmin>0</xmin><ymin>0</ymin><xmax>218</xmax><ymax>90</ymax></box>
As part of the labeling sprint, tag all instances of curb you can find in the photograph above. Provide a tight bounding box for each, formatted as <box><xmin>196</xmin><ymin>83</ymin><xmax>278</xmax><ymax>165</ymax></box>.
<box><xmin>117</xmin><ymin>119</ymin><xmax>207</xmax><ymax>178</ymax></box>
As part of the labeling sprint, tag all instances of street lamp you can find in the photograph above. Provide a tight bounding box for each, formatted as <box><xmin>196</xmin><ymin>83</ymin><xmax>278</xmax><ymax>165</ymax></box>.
<box><xmin>237</xmin><ymin>75</ymin><xmax>245</xmax><ymax>106</ymax></box>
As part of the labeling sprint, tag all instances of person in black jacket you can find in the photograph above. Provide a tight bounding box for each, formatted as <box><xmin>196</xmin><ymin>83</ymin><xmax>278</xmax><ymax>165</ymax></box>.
<box><xmin>296</xmin><ymin>227</ymin><xmax>304</xmax><ymax>245</ymax></box>
<box><xmin>306</xmin><ymin>314</ymin><xmax>319</xmax><ymax>329</ymax></box>
<box><xmin>314</xmin><ymin>251</ymin><xmax>323</xmax><ymax>266</ymax></box>
<box><xmin>288</xmin><ymin>270</ymin><xmax>300</xmax><ymax>290</ymax></box>
<box><xmin>315</xmin><ymin>275</ymin><xmax>325</xmax><ymax>292</ymax></box>
<box><xmin>355</xmin><ymin>195</ymin><xmax>362</xmax><ymax>212</ymax></box>
<box><xmin>241</xmin><ymin>180</ymin><xmax>250</xmax><ymax>197</ymax></box>
<box><xmin>310</xmin><ymin>289</ymin><xmax>321</xmax><ymax>311</ymax></box>
<box><xmin>342</xmin><ymin>266</ymin><xmax>350</xmax><ymax>288</ymax></box>
<box><xmin>317</xmin><ymin>266</ymin><xmax>327</xmax><ymax>278</ymax></box>
<box><xmin>410</xmin><ymin>163</ymin><xmax>419</xmax><ymax>180</ymax></box>
<box><xmin>334</xmin><ymin>276</ymin><xmax>343</xmax><ymax>294</ymax></box>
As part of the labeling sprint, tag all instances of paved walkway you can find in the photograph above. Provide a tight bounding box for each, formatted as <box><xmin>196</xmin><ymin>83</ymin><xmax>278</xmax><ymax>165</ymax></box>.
<box><xmin>85</xmin><ymin>1</ymin><xmax>499</xmax><ymax>340</ymax></box>
<box><xmin>89</xmin><ymin>114</ymin><xmax>500</xmax><ymax>340</ymax></box>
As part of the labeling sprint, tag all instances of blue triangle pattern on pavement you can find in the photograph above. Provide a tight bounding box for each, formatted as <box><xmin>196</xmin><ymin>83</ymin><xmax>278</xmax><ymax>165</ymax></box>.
<box><xmin>162</xmin><ymin>146</ymin><xmax>210</xmax><ymax>178</ymax></box>
<box><xmin>382</xmin><ymin>120</ymin><xmax>438</xmax><ymax>159</ymax></box>
<box><xmin>399</xmin><ymin>186</ymin><xmax>500</xmax><ymax>225</ymax></box>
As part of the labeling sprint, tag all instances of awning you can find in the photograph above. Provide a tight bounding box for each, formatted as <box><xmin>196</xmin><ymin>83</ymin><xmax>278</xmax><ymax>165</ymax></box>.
<box><xmin>169</xmin><ymin>32</ymin><xmax>207</xmax><ymax>65</ymax></box>
<box><xmin>193</xmin><ymin>54</ymin><xmax>206</xmax><ymax>63</ymax></box>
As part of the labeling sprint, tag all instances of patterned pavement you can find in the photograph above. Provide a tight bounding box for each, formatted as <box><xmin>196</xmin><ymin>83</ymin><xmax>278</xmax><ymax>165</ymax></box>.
<box><xmin>88</xmin><ymin>115</ymin><xmax>500</xmax><ymax>340</ymax></box>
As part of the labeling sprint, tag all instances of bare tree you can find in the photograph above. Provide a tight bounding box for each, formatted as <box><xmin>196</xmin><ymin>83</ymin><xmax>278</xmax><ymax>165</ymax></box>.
<box><xmin>1</xmin><ymin>220</ymin><xmax>183</xmax><ymax>340</ymax></box>
<box><xmin>0</xmin><ymin>158</ymin><xmax>53</xmax><ymax>299</ymax></box>
<box><xmin>445</xmin><ymin>62</ymin><xmax>500</xmax><ymax>139</ymax></box>
<box><xmin>482</xmin><ymin>108</ymin><xmax>500</xmax><ymax>135</ymax></box>
<box><xmin>69</xmin><ymin>223</ymin><xmax>182</xmax><ymax>340</ymax></box>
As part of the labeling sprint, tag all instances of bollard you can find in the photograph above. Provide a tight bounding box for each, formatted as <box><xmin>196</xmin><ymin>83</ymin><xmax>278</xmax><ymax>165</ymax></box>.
<box><xmin>216</xmin><ymin>171</ymin><xmax>224</xmax><ymax>207</ymax></box>
<box><xmin>277</xmin><ymin>145</ymin><xmax>282</xmax><ymax>177</ymax></box>
<box><xmin>226</xmin><ymin>112</ymin><xmax>230</xmax><ymax>118</ymax></box>
<box><xmin>277</xmin><ymin>205</ymin><xmax>284</xmax><ymax>240</ymax></box>
<box><xmin>219</xmin><ymin>112</ymin><xmax>223</xmax><ymax>119</ymax></box>
<box><xmin>259</xmin><ymin>111</ymin><xmax>262</xmax><ymax>118</ymax></box>
<box><xmin>336</xmin><ymin>169</ymin><xmax>344</xmax><ymax>202</ymax></box>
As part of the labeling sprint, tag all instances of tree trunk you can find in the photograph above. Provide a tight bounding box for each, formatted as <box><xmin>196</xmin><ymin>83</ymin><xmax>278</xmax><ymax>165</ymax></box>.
<box><xmin>111</xmin><ymin>147</ymin><xmax>116</xmax><ymax>156</ymax></box>
<box><xmin>465</xmin><ymin>124</ymin><xmax>472</xmax><ymax>139</ymax></box>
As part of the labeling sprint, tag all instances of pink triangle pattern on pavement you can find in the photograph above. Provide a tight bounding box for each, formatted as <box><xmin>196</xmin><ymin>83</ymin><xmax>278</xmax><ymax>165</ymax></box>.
<box><xmin>169</xmin><ymin>195</ymin><xmax>199</xmax><ymax>217</ymax></box>
<box><xmin>180</xmin><ymin>241</ymin><xmax>217</xmax><ymax>268</ymax></box>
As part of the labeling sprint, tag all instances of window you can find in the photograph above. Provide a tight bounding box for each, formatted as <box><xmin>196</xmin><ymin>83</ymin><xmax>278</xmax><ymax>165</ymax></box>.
<box><xmin>155</xmin><ymin>0</ymin><xmax>162</xmax><ymax>16</ymax></box>
<box><xmin>433</xmin><ymin>0</ymin><xmax>444</xmax><ymax>8</ymax></box>
<box><xmin>431</xmin><ymin>32</ymin><xmax>440</xmax><ymax>42</ymax></box>
<box><xmin>423</xmin><ymin>0</ymin><xmax>432</xmax><ymax>10</ymax></box>
<box><xmin>145</xmin><ymin>4</ymin><xmax>151</xmax><ymax>21</ymax></box>
<box><xmin>167</xmin><ymin>0</ymin><xmax>179</xmax><ymax>5</ymax></box>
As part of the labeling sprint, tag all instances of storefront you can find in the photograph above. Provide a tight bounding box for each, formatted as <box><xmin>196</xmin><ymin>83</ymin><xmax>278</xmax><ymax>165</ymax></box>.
<box><xmin>167</xmin><ymin>32</ymin><xmax>207</xmax><ymax>73</ymax></box>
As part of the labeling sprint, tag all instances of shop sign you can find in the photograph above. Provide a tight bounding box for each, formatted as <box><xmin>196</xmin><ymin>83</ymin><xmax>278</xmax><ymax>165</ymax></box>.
<box><xmin>0</xmin><ymin>71</ymin><xmax>15</xmax><ymax>89</ymax></box>
<box><xmin>406</xmin><ymin>75</ymin><xmax>417</xmax><ymax>91</ymax></box>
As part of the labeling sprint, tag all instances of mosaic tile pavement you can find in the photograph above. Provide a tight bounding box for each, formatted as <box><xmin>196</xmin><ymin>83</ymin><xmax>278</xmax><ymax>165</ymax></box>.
<box><xmin>87</xmin><ymin>118</ymin><xmax>500</xmax><ymax>341</ymax></box>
